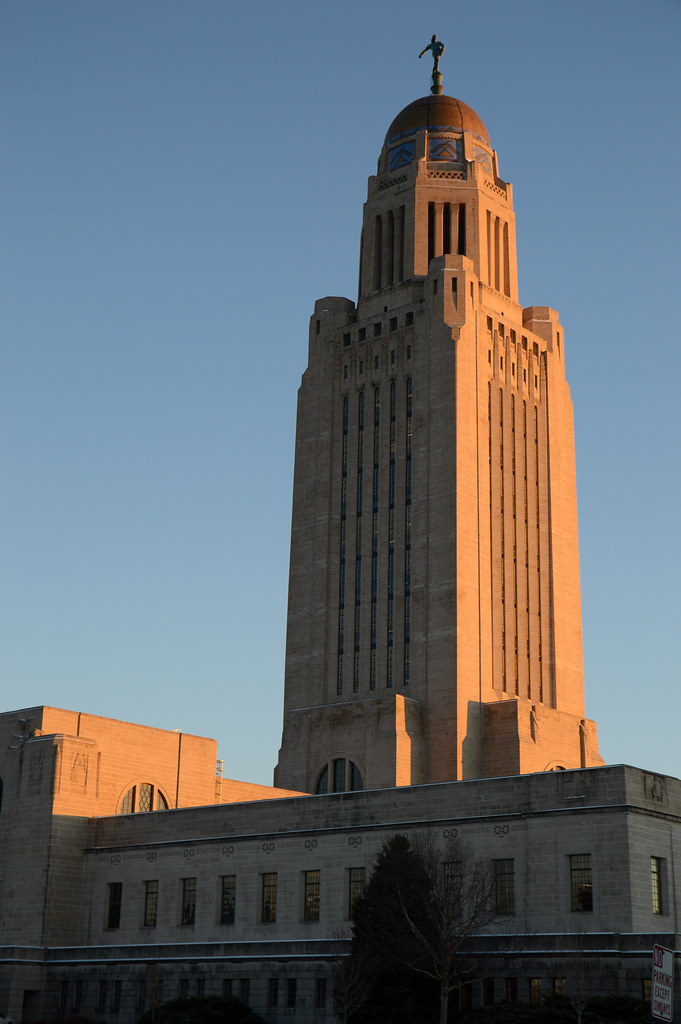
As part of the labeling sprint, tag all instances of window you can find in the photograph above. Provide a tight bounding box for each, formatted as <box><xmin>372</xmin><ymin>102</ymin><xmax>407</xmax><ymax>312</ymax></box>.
<box><xmin>460</xmin><ymin>980</ymin><xmax>472</xmax><ymax>1009</ymax></box>
<box><xmin>407</xmin><ymin>344</ymin><xmax>412</xmax><ymax>359</ymax></box>
<box><xmin>651</xmin><ymin>856</ymin><xmax>664</xmax><ymax>914</ymax></box>
<box><xmin>553</xmin><ymin>978</ymin><xmax>566</xmax><ymax>995</ymax></box>
<box><xmin>112</xmin><ymin>980</ymin><xmax>122</xmax><ymax>1012</ymax></box>
<box><xmin>73</xmin><ymin>980</ymin><xmax>83</xmax><ymax>1009</ymax></box>
<box><xmin>268</xmin><ymin>978</ymin><xmax>279</xmax><ymax>1008</ymax></box>
<box><xmin>389</xmin><ymin>317</ymin><xmax>397</xmax><ymax>332</ymax></box>
<box><xmin>179</xmin><ymin>979</ymin><xmax>189</xmax><ymax>1000</ymax></box>
<box><xmin>240</xmin><ymin>979</ymin><xmax>250</xmax><ymax>1004</ymax></box>
<box><xmin>483</xmin><ymin>978</ymin><xmax>495</xmax><ymax>1005</ymax></box>
<box><xmin>316</xmin><ymin>758</ymin><xmax>363</xmax><ymax>793</ymax></box>
<box><xmin>221</xmin><ymin>874</ymin><xmax>236</xmax><ymax>924</ymax></box>
<box><xmin>358</xmin><ymin>327</ymin><xmax>367</xmax><ymax>341</ymax></box>
<box><xmin>359</xmin><ymin>359</ymin><xmax>364</xmax><ymax>374</ymax></box>
<box><xmin>59</xmin><ymin>981</ymin><xmax>68</xmax><ymax>1008</ymax></box>
<box><xmin>181</xmin><ymin>877</ymin><xmax>197</xmax><ymax>925</ymax></box>
<box><xmin>262</xmin><ymin>873</ymin><xmax>277</xmax><ymax>922</ymax></box>
<box><xmin>120</xmin><ymin>783</ymin><xmax>168</xmax><ymax>814</ymax></box>
<box><xmin>505</xmin><ymin>977</ymin><xmax>517</xmax><ymax>1002</ymax></box>
<box><xmin>343</xmin><ymin>333</ymin><xmax>351</xmax><ymax>346</ymax></box>
<box><xmin>405</xmin><ymin>311</ymin><xmax>414</xmax><ymax>327</ymax></box>
<box><xmin>494</xmin><ymin>859</ymin><xmax>515</xmax><ymax>914</ymax></box>
<box><xmin>348</xmin><ymin>867</ymin><xmax>366</xmax><ymax>917</ymax></box>
<box><xmin>529</xmin><ymin>978</ymin><xmax>542</xmax><ymax>1003</ymax></box>
<box><xmin>107</xmin><ymin>882</ymin><xmax>122</xmax><ymax>929</ymax></box>
<box><xmin>570</xmin><ymin>854</ymin><xmax>593</xmax><ymax>911</ymax></box>
<box><xmin>642</xmin><ymin>978</ymin><xmax>652</xmax><ymax>1001</ymax></box>
<box><xmin>97</xmin><ymin>981</ymin><xmax>107</xmax><ymax>1011</ymax></box>
<box><xmin>444</xmin><ymin>861</ymin><xmax>462</xmax><ymax>916</ymax></box>
<box><xmin>287</xmin><ymin>979</ymin><xmax>297</xmax><ymax>1009</ymax></box>
<box><xmin>374</xmin><ymin>355</ymin><xmax>380</xmax><ymax>369</ymax></box>
<box><xmin>315</xmin><ymin>978</ymin><xmax>327</xmax><ymax>1009</ymax></box>
<box><xmin>196</xmin><ymin>979</ymin><xmax>205</xmax><ymax>999</ymax></box>
<box><xmin>222</xmin><ymin>979</ymin><xmax>233</xmax><ymax>998</ymax></box>
<box><xmin>144</xmin><ymin>879</ymin><xmax>158</xmax><ymax>927</ymax></box>
<box><xmin>374</xmin><ymin>322</ymin><xmax>382</xmax><ymax>337</ymax></box>
<box><xmin>136</xmin><ymin>979</ymin><xmax>146</xmax><ymax>1010</ymax></box>
<box><xmin>304</xmin><ymin>869</ymin><xmax>321</xmax><ymax>921</ymax></box>
<box><xmin>390</xmin><ymin>350</ymin><xmax>395</xmax><ymax>364</ymax></box>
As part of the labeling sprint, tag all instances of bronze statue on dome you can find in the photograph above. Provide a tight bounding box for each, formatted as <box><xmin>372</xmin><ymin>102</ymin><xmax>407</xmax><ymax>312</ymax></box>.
<box><xmin>419</xmin><ymin>34</ymin><xmax>445</xmax><ymax>95</ymax></box>
<box><xmin>419</xmin><ymin>34</ymin><xmax>445</xmax><ymax>74</ymax></box>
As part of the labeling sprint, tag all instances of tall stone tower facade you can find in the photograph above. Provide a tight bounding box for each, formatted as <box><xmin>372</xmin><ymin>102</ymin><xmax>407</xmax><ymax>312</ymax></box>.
<box><xmin>275</xmin><ymin>92</ymin><xmax>602</xmax><ymax>794</ymax></box>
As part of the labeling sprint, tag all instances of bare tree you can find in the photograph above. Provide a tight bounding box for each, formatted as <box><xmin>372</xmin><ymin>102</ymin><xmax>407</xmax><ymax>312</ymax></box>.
<box><xmin>399</xmin><ymin>832</ymin><xmax>497</xmax><ymax>1024</ymax></box>
<box><xmin>350</xmin><ymin>832</ymin><xmax>497</xmax><ymax>1024</ymax></box>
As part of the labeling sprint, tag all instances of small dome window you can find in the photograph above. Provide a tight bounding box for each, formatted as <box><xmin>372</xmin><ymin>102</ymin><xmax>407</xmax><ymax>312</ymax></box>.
<box><xmin>120</xmin><ymin>782</ymin><xmax>169</xmax><ymax>814</ymax></box>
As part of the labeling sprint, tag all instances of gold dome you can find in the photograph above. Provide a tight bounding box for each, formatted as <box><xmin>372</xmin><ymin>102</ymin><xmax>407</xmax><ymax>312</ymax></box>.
<box><xmin>385</xmin><ymin>94</ymin><xmax>490</xmax><ymax>147</ymax></box>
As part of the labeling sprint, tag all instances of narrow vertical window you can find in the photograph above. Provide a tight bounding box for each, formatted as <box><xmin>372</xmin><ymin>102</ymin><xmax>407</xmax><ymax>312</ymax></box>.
<box><xmin>354</xmin><ymin>391</ymin><xmax>364</xmax><ymax>692</ymax></box>
<box><xmin>304</xmin><ymin>870</ymin><xmax>321</xmax><ymax>922</ymax></box>
<box><xmin>337</xmin><ymin>395</ymin><xmax>349</xmax><ymax>695</ymax></box>
<box><xmin>287</xmin><ymin>979</ymin><xmax>297</xmax><ymax>1009</ymax></box>
<box><xmin>387</xmin><ymin>379</ymin><xmax>396</xmax><ymax>687</ymax></box>
<box><xmin>143</xmin><ymin>879</ymin><xmax>158</xmax><ymax>928</ymax></box>
<box><xmin>444</xmin><ymin>861</ymin><xmax>462</xmax><ymax>916</ymax></box>
<box><xmin>268</xmin><ymin>978</ymin><xmax>279</xmax><ymax>1008</ymax></box>
<box><xmin>348</xmin><ymin>867</ymin><xmax>366</xmax><ymax>917</ymax></box>
<box><xmin>570</xmin><ymin>854</ymin><xmax>593</xmax><ymax>911</ymax></box>
<box><xmin>262</xmin><ymin>873</ymin><xmax>277</xmax><ymax>923</ymax></box>
<box><xmin>651</xmin><ymin>857</ymin><xmax>663</xmax><ymax>915</ymax></box>
<box><xmin>333</xmin><ymin>758</ymin><xmax>346</xmax><ymax>793</ymax></box>
<box><xmin>107</xmin><ymin>882</ymin><xmax>122</xmax><ymax>929</ymax></box>
<box><xmin>529</xmin><ymin>978</ymin><xmax>542</xmax><ymax>1003</ymax></box>
<box><xmin>315</xmin><ymin>978</ymin><xmax>327</xmax><ymax>1009</ymax></box>
<box><xmin>494</xmin><ymin>859</ymin><xmax>515</xmax><ymax>914</ymax></box>
<box><xmin>240</xmin><ymin>979</ymin><xmax>250</xmax><ymax>1004</ymax></box>
<box><xmin>221</xmin><ymin>875</ymin><xmax>236</xmax><ymax>924</ymax></box>
<box><xmin>404</xmin><ymin>378</ymin><xmax>412</xmax><ymax>685</ymax></box>
<box><xmin>97</xmin><ymin>982</ymin><xmax>107</xmax><ymax>1011</ymax></box>
<box><xmin>112</xmin><ymin>980</ymin><xmax>122</xmax><ymax>1012</ymax></box>
<box><xmin>370</xmin><ymin>388</ymin><xmax>380</xmax><ymax>690</ymax></box>
<box><xmin>181</xmin><ymin>877</ymin><xmax>196</xmax><ymax>925</ymax></box>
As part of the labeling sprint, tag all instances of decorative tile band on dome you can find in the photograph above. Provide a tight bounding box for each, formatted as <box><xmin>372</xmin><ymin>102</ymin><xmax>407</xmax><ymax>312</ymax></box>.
<box><xmin>386</xmin><ymin>123</ymin><xmax>465</xmax><ymax>146</ymax></box>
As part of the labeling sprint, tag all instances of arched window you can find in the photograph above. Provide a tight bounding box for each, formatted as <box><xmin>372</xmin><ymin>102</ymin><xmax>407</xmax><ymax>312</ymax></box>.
<box><xmin>315</xmin><ymin>759</ymin><xmax>363</xmax><ymax>795</ymax></box>
<box><xmin>119</xmin><ymin>783</ymin><xmax>169</xmax><ymax>814</ymax></box>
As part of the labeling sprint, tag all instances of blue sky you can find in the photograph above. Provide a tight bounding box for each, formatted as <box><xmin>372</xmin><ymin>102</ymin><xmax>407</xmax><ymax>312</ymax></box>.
<box><xmin>2</xmin><ymin>0</ymin><xmax>679</xmax><ymax>785</ymax></box>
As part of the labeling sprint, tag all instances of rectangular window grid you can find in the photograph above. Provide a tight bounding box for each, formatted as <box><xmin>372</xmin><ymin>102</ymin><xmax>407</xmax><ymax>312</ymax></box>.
<box><xmin>651</xmin><ymin>856</ymin><xmax>663</xmax><ymax>914</ymax></box>
<box><xmin>181</xmin><ymin>877</ymin><xmax>197</xmax><ymax>926</ymax></box>
<box><xmin>495</xmin><ymin>859</ymin><xmax>515</xmax><ymax>915</ymax></box>
<box><xmin>107</xmin><ymin>882</ymin><xmax>122</xmax><ymax>929</ymax></box>
<box><xmin>221</xmin><ymin>874</ymin><xmax>236</xmax><ymax>924</ymax></box>
<box><xmin>570</xmin><ymin>854</ymin><xmax>593</xmax><ymax>911</ymax></box>
<box><xmin>315</xmin><ymin>978</ymin><xmax>327</xmax><ymax>1009</ymax></box>
<box><xmin>304</xmin><ymin>869</ymin><xmax>321</xmax><ymax>922</ymax></box>
<box><xmin>262</xmin><ymin>873</ymin><xmax>277</xmax><ymax>923</ymax></box>
<box><xmin>348</xmin><ymin>867</ymin><xmax>366</xmax><ymax>917</ymax></box>
<box><xmin>144</xmin><ymin>879</ymin><xmax>158</xmax><ymax>927</ymax></box>
<box><xmin>444</xmin><ymin>860</ymin><xmax>463</xmax><ymax>916</ymax></box>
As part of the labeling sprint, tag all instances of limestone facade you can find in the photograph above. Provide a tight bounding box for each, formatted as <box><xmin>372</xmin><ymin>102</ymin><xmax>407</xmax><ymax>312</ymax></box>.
<box><xmin>1</xmin><ymin>709</ymin><xmax>679</xmax><ymax>1023</ymax></box>
<box><xmin>275</xmin><ymin>93</ymin><xmax>601</xmax><ymax>795</ymax></box>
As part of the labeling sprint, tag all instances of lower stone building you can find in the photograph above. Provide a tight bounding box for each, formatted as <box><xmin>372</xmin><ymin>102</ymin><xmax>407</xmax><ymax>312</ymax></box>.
<box><xmin>0</xmin><ymin>706</ymin><xmax>679</xmax><ymax>1022</ymax></box>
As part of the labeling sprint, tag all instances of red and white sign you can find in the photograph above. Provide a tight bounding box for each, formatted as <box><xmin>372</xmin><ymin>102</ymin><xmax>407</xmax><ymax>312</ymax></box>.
<box><xmin>652</xmin><ymin>944</ymin><xmax>674</xmax><ymax>1022</ymax></box>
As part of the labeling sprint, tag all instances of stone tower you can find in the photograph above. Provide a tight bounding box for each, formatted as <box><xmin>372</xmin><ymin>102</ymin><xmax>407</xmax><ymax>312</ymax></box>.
<box><xmin>275</xmin><ymin>89</ymin><xmax>602</xmax><ymax>794</ymax></box>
